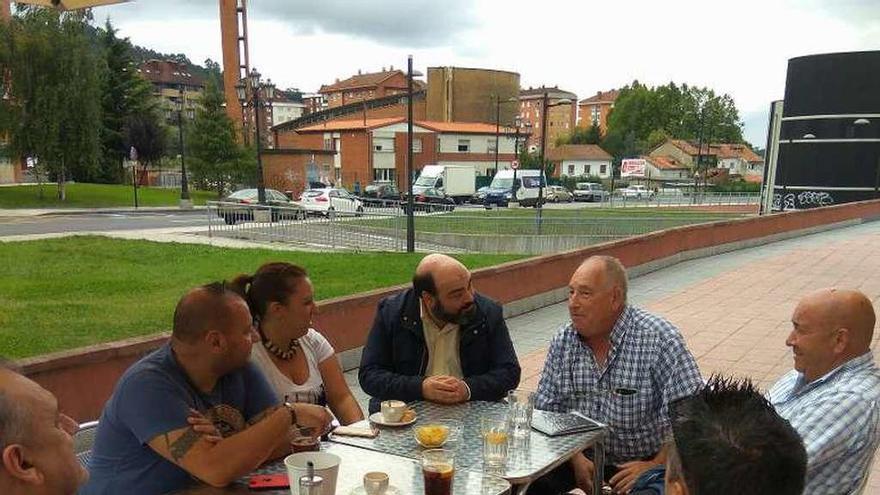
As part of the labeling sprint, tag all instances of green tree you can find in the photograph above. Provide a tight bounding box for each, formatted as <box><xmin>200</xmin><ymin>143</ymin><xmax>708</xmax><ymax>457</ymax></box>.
<box><xmin>0</xmin><ymin>7</ymin><xmax>102</xmax><ymax>200</ymax></box>
<box><xmin>125</xmin><ymin>111</ymin><xmax>167</xmax><ymax>185</ymax></box>
<box><xmin>604</xmin><ymin>80</ymin><xmax>745</xmax><ymax>159</ymax></box>
<box><xmin>187</xmin><ymin>78</ymin><xmax>254</xmax><ymax>197</ymax></box>
<box><xmin>97</xmin><ymin>19</ymin><xmax>156</xmax><ymax>184</ymax></box>
<box><xmin>556</xmin><ymin>124</ymin><xmax>602</xmax><ymax>146</ymax></box>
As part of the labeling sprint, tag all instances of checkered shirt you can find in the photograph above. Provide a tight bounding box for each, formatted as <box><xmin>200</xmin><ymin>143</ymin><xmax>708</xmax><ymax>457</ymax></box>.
<box><xmin>769</xmin><ymin>352</ymin><xmax>880</xmax><ymax>495</ymax></box>
<box><xmin>534</xmin><ymin>305</ymin><xmax>702</xmax><ymax>463</ymax></box>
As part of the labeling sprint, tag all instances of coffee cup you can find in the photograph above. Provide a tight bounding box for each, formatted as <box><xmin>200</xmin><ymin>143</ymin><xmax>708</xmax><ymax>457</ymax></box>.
<box><xmin>380</xmin><ymin>400</ymin><xmax>406</xmax><ymax>422</ymax></box>
<box><xmin>363</xmin><ymin>471</ymin><xmax>389</xmax><ymax>495</ymax></box>
<box><xmin>284</xmin><ymin>452</ymin><xmax>340</xmax><ymax>495</ymax></box>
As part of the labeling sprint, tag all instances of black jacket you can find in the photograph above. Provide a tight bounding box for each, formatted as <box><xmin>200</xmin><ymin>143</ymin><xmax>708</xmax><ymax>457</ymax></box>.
<box><xmin>358</xmin><ymin>288</ymin><xmax>521</xmax><ymax>414</ymax></box>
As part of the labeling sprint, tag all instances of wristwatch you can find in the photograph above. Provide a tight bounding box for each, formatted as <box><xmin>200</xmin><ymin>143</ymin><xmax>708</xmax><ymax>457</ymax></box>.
<box><xmin>283</xmin><ymin>400</ymin><xmax>300</xmax><ymax>427</ymax></box>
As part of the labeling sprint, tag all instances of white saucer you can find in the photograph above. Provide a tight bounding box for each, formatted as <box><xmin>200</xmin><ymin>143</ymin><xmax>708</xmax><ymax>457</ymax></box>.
<box><xmin>349</xmin><ymin>485</ymin><xmax>402</xmax><ymax>495</ymax></box>
<box><xmin>369</xmin><ymin>412</ymin><xmax>416</xmax><ymax>427</ymax></box>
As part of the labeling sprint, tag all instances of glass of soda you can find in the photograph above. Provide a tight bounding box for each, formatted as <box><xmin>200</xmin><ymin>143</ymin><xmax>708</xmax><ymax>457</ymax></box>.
<box><xmin>290</xmin><ymin>426</ymin><xmax>320</xmax><ymax>453</ymax></box>
<box><xmin>421</xmin><ymin>449</ymin><xmax>454</xmax><ymax>495</ymax></box>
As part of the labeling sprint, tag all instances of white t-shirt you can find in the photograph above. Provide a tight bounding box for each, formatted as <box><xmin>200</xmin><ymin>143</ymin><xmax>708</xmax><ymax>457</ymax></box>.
<box><xmin>250</xmin><ymin>328</ymin><xmax>335</xmax><ymax>405</ymax></box>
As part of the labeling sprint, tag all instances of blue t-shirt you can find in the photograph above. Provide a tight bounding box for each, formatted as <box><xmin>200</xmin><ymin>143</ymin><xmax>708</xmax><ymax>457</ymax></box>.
<box><xmin>80</xmin><ymin>343</ymin><xmax>278</xmax><ymax>495</ymax></box>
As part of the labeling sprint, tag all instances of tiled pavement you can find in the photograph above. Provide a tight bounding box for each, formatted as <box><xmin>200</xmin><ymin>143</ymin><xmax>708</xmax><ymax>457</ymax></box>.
<box><xmin>345</xmin><ymin>220</ymin><xmax>880</xmax><ymax>490</ymax></box>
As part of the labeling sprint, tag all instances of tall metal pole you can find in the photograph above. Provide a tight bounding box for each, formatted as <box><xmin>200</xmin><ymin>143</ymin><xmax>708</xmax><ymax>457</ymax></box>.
<box><xmin>537</xmin><ymin>92</ymin><xmax>550</xmax><ymax>232</ymax></box>
<box><xmin>177</xmin><ymin>87</ymin><xmax>190</xmax><ymax>204</ymax></box>
<box><xmin>253</xmin><ymin>84</ymin><xmax>266</xmax><ymax>204</ymax></box>
<box><xmin>406</xmin><ymin>55</ymin><xmax>415</xmax><ymax>253</ymax></box>
<box><xmin>494</xmin><ymin>96</ymin><xmax>500</xmax><ymax>173</ymax></box>
<box><xmin>693</xmin><ymin>106</ymin><xmax>705</xmax><ymax>205</ymax></box>
<box><xmin>512</xmin><ymin>124</ymin><xmax>520</xmax><ymax>197</ymax></box>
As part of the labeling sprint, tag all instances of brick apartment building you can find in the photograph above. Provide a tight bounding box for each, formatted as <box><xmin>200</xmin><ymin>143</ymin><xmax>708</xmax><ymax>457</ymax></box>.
<box><xmin>319</xmin><ymin>68</ymin><xmax>421</xmax><ymax>109</ymax></box>
<box><xmin>275</xmin><ymin>118</ymin><xmax>520</xmax><ymax>189</ymax></box>
<box><xmin>577</xmin><ymin>89</ymin><xmax>619</xmax><ymax>135</ymax></box>
<box><xmin>518</xmin><ymin>86</ymin><xmax>577</xmax><ymax>153</ymax></box>
<box><xmin>137</xmin><ymin>60</ymin><xmax>204</xmax><ymax>123</ymax></box>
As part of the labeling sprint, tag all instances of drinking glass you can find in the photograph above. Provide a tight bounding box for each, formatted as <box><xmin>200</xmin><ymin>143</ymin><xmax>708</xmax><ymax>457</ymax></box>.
<box><xmin>507</xmin><ymin>389</ymin><xmax>534</xmax><ymax>439</ymax></box>
<box><xmin>480</xmin><ymin>416</ymin><xmax>509</xmax><ymax>469</ymax></box>
<box><xmin>421</xmin><ymin>449</ymin><xmax>454</xmax><ymax>495</ymax></box>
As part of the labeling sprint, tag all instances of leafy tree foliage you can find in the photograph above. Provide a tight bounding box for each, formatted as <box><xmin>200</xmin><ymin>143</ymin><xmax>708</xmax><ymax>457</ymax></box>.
<box><xmin>556</xmin><ymin>124</ymin><xmax>602</xmax><ymax>146</ymax></box>
<box><xmin>186</xmin><ymin>78</ymin><xmax>254</xmax><ymax>197</ymax></box>
<box><xmin>97</xmin><ymin>20</ymin><xmax>156</xmax><ymax>183</ymax></box>
<box><xmin>0</xmin><ymin>7</ymin><xmax>102</xmax><ymax>199</ymax></box>
<box><xmin>603</xmin><ymin>81</ymin><xmax>745</xmax><ymax>159</ymax></box>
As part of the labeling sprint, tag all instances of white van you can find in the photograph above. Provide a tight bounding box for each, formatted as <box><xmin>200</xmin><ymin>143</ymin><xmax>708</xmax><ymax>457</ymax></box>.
<box><xmin>483</xmin><ymin>169</ymin><xmax>546</xmax><ymax>207</ymax></box>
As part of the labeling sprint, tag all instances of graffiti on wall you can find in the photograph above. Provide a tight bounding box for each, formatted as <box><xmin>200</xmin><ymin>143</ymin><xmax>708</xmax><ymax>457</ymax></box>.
<box><xmin>772</xmin><ymin>191</ymin><xmax>834</xmax><ymax>211</ymax></box>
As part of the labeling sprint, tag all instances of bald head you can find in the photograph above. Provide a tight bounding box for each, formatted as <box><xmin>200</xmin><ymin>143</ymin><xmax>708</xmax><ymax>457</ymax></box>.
<box><xmin>172</xmin><ymin>282</ymin><xmax>246</xmax><ymax>344</ymax></box>
<box><xmin>799</xmin><ymin>288</ymin><xmax>874</xmax><ymax>351</ymax></box>
<box><xmin>575</xmin><ymin>256</ymin><xmax>629</xmax><ymax>301</ymax></box>
<box><xmin>413</xmin><ymin>254</ymin><xmax>469</xmax><ymax>298</ymax></box>
<box><xmin>0</xmin><ymin>368</ymin><xmax>39</xmax><ymax>448</ymax></box>
<box><xmin>413</xmin><ymin>254</ymin><xmax>476</xmax><ymax>325</ymax></box>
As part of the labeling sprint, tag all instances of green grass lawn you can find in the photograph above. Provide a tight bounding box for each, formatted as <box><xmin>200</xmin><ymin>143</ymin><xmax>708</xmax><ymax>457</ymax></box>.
<box><xmin>0</xmin><ymin>183</ymin><xmax>219</xmax><ymax>209</ymax></box>
<box><xmin>354</xmin><ymin>207</ymin><xmax>746</xmax><ymax>236</ymax></box>
<box><xmin>0</xmin><ymin>237</ymin><xmax>524</xmax><ymax>359</ymax></box>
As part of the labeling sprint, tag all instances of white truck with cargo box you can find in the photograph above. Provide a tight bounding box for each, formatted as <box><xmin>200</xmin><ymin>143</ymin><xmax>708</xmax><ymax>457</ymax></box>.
<box><xmin>411</xmin><ymin>164</ymin><xmax>477</xmax><ymax>204</ymax></box>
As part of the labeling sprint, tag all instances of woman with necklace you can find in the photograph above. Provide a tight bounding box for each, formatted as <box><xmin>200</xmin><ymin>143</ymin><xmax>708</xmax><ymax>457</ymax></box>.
<box><xmin>230</xmin><ymin>262</ymin><xmax>364</xmax><ymax>425</ymax></box>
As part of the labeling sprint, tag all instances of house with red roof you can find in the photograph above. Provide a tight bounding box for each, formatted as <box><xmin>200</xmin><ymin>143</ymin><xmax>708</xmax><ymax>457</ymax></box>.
<box><xmin>274</xmin><ymin>117</ymin><xmax>524</xmax><ymax>189</ymax></box>
<box><xmin>546</xmin><ymin>144</ymin><xmax>614</xmax><ymax>178</ymax></box>
<box><xmin>319</xmin><ymin>68</ymin><xmax>425</xmax><ymax>109</ymax></box>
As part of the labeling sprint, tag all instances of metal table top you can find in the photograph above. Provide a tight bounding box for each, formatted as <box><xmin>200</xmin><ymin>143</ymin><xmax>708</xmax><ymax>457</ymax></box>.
<box><xmin>329</xmin><ymin>401</ymin><xmax>606</xmax><ymax>485</ymax></box>
<box><xmin>172</xmin><ymin>442</ymin><xmax>510</xmax><ymax>495</ymax></box>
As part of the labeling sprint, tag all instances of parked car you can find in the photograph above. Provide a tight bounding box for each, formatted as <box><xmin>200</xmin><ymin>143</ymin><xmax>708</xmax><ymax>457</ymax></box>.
<box><xmin>620</xmin><ymin>185</ymin><xmax>656</xmax><ymax>199</ymax></box>
<box><xmin>362</xmin><ymin>182</ymin><xmax>400</xmax><ymax>200</ymax></box>
<box><xmin>298</xmin><ymin>187</ymin><xmax>365</xmax><ymax>216</ymax></box>
<box><xmin>402</xmin><ymin>187</ymin><xmax>456</xmax><ymax>213</ymax></box>
<box><xmin>545</xmin><ymin>185</ymin><xmax>574</xmax><ymax>203</ymax></box>
<box><xmin>217</xmin><ymin>188</ymin><xmax>305</xmax><ymax>225</ymax></box>
<box><xmin>573</xmin><ymin>182</ymin><xmax>608</xmax><ymax>202</ymax></box>
<box><xmin>471</xmin><ymin>186</ymin><xmax>490</xmax><ymax>204</ymax></box>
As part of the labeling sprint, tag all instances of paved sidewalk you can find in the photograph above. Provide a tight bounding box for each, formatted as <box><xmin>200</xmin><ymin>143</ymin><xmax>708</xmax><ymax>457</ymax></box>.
<box><xmin>0</xmin><ymin>205</ymin><xmax>206</xmax><ymax>218</ymax></box>
<box><xmin>344</xmin><ymin>220</ymin><xmax>880</xmax><ymax>489</ymax></box>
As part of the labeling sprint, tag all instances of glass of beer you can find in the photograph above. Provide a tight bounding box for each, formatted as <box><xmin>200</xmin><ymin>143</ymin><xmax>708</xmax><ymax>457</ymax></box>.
<box><xmin>481</xmin><ymin>416</ymin><xmax>509</xmax><ymax>469</ymax></box>
<box><xmin>421</xmin><ymin>449</ymin><xmax>454</xmax><ymax>495</ymax></box>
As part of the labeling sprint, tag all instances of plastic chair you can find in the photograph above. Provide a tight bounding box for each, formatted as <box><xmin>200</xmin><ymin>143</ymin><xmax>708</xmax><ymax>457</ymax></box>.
<box><xmin>74</xmin><ymin>420</ymin><xmax>99</xmax><ymax>469</ymax></box>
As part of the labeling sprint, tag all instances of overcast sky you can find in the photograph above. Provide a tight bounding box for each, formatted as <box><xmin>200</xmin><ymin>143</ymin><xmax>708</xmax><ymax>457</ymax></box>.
<box><xmin>89</xmin><ymin>0</ymin><xmax>880</xmax><ymax>147</ymax></box>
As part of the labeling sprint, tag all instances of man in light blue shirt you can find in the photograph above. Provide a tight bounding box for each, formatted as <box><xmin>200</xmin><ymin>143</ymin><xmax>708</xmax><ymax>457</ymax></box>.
<box><xmin>769</xmin><ymin>288</ymin><xmax>880</xmax><ymax>495</ymax></box>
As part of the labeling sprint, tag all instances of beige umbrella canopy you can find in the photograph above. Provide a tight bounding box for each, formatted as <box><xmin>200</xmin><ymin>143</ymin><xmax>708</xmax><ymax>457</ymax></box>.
<box><xmin>15</xmin><ymin>0</ymin><xmax>129</xmax><ymax>10</ymax></box>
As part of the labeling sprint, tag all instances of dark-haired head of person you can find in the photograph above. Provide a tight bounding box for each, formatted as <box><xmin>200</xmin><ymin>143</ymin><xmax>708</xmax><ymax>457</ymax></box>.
<box><xmin>666</xmin><ymin>376</ymin><xmax>807</xmax><ymax>495</ymax></box>
<box><xmin>171</xmin><ymin>282</ymin><xmax>259</xmax><ymax>376</ymax></box>
<box><xmin>412</xmin><ymin>254</ymin><xmax>476</xmax><ymax>325</ymax></box>
<box><xmin>0</xmin><ymin>360</ymin><xmax>87</xmax><ymax>495</ymax></box>
<box><xmin>228</xmin><ymin>262</ymin><xmax>315</xmax><ymax>343</ymax></box>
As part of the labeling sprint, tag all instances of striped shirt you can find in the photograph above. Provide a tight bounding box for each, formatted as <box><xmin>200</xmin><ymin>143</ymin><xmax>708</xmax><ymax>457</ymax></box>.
<box><xmin>769</xmin><ymin>352</ymin><xmax>880</xmax><ymax>495</ymax></box>
<box><xmin>535</xmin><ymin>305</ymin><xmax>702</xmax><ymax>463</ymax></box>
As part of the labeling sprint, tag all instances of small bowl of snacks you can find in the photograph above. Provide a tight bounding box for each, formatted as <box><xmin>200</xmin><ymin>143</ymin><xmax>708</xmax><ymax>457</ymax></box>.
<box><xmin>414</xmin><ymin>423</ymin><xmax>450</xmax><ymax>448</ymax></box>
<box><xmin>414</xmin><ymin>419</ymin><xmax>461</xmax><ymax>448</ymax></box>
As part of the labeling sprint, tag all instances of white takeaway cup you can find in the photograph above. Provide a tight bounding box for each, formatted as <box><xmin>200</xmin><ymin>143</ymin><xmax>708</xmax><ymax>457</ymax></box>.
<box><xmin>284</xmin><ymin>452</ymin><xmax>341</xmax><ymax>495</ymax></box>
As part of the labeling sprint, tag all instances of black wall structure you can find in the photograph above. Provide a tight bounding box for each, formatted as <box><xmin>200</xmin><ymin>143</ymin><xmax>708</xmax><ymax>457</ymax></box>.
<box><xmin>768</xmin><ymin>51</ymin><xmax>880</xmax><ymax>211</ymax></box>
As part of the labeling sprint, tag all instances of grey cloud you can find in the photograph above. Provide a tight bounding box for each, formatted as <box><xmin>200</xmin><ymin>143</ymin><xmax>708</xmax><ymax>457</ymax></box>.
<box><xmin>96</xmin><ymin>0</ymin><xmax>477</xmax><ymax>48</ymax></box>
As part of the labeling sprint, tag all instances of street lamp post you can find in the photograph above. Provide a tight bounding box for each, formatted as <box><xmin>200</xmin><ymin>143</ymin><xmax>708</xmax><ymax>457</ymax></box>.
<box><xmin>236</xmin><ymin>68</ymin><xmax>276</xmax><ymax>204</ymax></box>
<box><xmin>537</xmin><ymin>91</ymin><xmax>572</xmax><ymax>232</ymax></box>
<box><xmin>405</xmin><ymin>56</ymin><xmax>424</xmax><ymax>253</ymax></box>
<box><xmin>175</xmin><ymin>86</ymin><xmax>191</xmax><ymax>208</ymax></box>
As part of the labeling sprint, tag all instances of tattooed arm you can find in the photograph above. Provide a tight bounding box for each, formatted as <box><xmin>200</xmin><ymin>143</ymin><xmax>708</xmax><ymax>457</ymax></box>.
<box><xmin>147</xmin><ymin>406</ymin><xmax>292</xmax><ymax>488</ymax></box>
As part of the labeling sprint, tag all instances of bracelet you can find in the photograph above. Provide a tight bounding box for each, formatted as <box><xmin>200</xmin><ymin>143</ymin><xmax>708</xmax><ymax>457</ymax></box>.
<box><xmin>283</xmin><ymin>399</ymin><xmax>299</xmax><ymax>427</ymax></box>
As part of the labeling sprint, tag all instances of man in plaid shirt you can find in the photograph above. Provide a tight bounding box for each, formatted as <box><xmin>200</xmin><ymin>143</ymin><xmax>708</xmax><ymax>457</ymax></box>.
<box><xmin>533</xmin><ymin>256</ymin><xmax>703</xmax><ymax>494</ymax></box>
<box><xmin>769</xmin><ymin>288</ymin><xmax>880</xmax><ymax>495</ymax></box>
